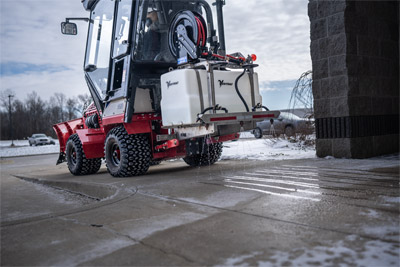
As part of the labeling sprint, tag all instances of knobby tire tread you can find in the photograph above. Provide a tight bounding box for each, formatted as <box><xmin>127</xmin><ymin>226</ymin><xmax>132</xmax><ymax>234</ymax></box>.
<box><xmin>66</xmin><ymin>134</ymin><xmax>102</xmax><ymax>176</ymax></box>
<box><xmin>183</xmin><ymin>143</ymin><xmax>223</xmax><ymax>167</ymax></box>
<box><xmin>105</xmin><ymin>126</ymin><xmax>151</xmax><ymax>177</ymax></box>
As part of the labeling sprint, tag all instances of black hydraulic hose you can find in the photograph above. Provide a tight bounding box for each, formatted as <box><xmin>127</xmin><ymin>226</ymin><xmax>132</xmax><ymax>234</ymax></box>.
<box><xmin>197</xmin><ymin>105</ymin><xmax>229</xmax><ymax>123</ymax></box>
<box><xmin>220</xmin><ymin>107</ymin><xmax>228</xmax><ymax>113</ymax></box>
<box><xmin>235</xmin><ymin>69</ymin><xmax>250</xmax><ymax>112</ymax></box>
<box><xmin>201</xmin><ymin>107</ymin><xmax>214</xmax><ymax>114</ymax></box>
<box><xmin>252</xmin><ymin>105</ymin><xmax>270</xmax><ymax>112</ymax></box>
<box><xmin>200</xmin><ymin>106</ymin><xmax>228</xmax><ymax>115</ymax></box>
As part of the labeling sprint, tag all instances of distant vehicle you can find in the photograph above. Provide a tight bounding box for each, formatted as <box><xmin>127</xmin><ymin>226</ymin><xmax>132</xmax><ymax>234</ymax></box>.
<box><xmin>28</xmin><ymin>134</ymin><xmax>56</xmax><ymax>146</ymax></box>
<box><xmin>252</xmin><ymin>112</ymin><xmax>314</xmax><ymax>138</ymax></box>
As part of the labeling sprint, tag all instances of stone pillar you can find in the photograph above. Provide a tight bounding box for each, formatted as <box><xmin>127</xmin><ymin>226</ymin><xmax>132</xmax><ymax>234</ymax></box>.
<box><xmin>309</xmin><ymin>0</ymin><xmax>399</xmax><ymax>158</ymax></box>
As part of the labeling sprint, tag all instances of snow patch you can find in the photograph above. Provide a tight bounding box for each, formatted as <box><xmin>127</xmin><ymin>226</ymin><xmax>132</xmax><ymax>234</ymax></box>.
<box><xmin>31</xmin><ymin>183</ymin><xmax>77</xmax><ymax>205</ymax></box>
<box><xmin>122</xmin><ymin>212</ymin><xmax>209</xmax><ymax>241</ymax></box>
<box><xmin>219</xmin><ymin>252</ymin><xmax>262</xmax><ymax>267</ymax></box>
<box><xmin>362</xmin><ymin>225</ymin><xmax>400</xmax><ymax>241</ymax></box>
<box><xmin>238</xmin><ymin>132</ymin><xmax>255</xmax><ymax>139</ymax></box>
<box><xmin>50</xmin><ymin>240</ymin><xmax>65</xmax><ymax>245</ymax></box>
<box><xmin>221</xmin><ymin>138</ymin><xmax>315</xmax><ymax>161</ymax></box>
<box><xmin>359</xmin><ymin>209</ymin><xmax>379</xmax><ymax>219</ymax></box>
<box><xmin>52</xmin><ymin>238</ymin><xmax>135</xmax><ymax>266</ymax></box>
<box><xmin>382</xmin><ymin>196</ymin><xmax>400</xmax><ymax>204</ymax></box>
<box><xmin>261</xmin><ymin>237</ymin><xmax>399</xmax><ymax>266</ymax></box>
<box><xmin>0</xmin><ymin>140</ymin><xmax>59</xmax><ymax>157</ymax></box>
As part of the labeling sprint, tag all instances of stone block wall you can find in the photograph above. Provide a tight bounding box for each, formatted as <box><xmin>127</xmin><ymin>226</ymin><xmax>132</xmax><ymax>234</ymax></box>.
<box><xmin>309</xmin><ymin>0</ymin><xmax>399</xmax><ymax>158</ymax></box>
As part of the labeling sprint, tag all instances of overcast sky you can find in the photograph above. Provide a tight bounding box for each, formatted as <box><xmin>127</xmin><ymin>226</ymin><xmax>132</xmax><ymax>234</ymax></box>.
<box><xmin>0</xmin><ymin>0</ymin><xmax>311</xmax><ymax>110</ymax></box>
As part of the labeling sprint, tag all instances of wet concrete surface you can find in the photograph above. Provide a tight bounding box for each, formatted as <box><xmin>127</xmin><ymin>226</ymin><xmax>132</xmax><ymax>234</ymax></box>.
<box><xmin>1</xmin><ymin>153</ymin><xmax>399</xmax><ymax>266</ymax></box>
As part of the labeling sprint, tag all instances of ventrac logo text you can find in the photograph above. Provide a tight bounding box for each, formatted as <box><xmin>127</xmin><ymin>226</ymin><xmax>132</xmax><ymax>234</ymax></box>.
<box><xmin>166</xmin><ymin>81</ymin><xmax>179</xmax><ymax>89</ymax></box>
<box><xmin>218</xmin><ymin>80</ymin><xmax>233</xmax><ymax>87</ymax></box>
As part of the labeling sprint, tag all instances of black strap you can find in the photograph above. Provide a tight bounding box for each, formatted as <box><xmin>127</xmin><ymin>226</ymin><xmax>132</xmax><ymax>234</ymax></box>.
<box><xmin>248</xmin><ymin>71</ymin><xmax>256</xmax><ymax>107</ymax></box>
<box><xmin>195</xmin><ymin>69</ymin><xmax>205</xmax><ymax>112</ymax></box>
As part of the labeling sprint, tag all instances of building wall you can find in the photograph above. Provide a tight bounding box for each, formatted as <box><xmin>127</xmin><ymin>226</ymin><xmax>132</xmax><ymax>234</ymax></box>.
<box><xmin>308</xmin><ymin>0</ymin><xmax>399</xmax><ymax>158</ymax></box>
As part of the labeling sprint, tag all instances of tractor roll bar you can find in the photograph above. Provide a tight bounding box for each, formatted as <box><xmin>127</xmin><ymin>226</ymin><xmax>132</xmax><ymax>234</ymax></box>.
<box><xmin>213</xmin><ymin>0</ymin><xmax>226</xmax><ymax>55</ymax></box>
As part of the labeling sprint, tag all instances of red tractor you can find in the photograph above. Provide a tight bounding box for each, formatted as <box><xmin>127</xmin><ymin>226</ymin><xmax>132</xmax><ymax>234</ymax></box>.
<box><xmin>54</xmin><ymin>0</ymin><xmax>279</xmax><ymax>177</ymax></box>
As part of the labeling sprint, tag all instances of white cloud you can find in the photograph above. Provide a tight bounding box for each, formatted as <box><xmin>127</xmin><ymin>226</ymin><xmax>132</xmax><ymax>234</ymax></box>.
<box><xmin>0</xmin><ymin>0</ymin><xmax>88</xmax><ymax>68</ymax></box>
<box><xmin>221</xmin><ymin>0</ymin><xmax>312</xmax><ymax>82</ymax></box>
<box><xmin>259</xmin><ymin>81</ymin><xmax>279</xmax><ymax>92</ymax></box>
<box><xmin>0</xmin><ymin>0</ymin><xmax>89</xmax><ymax>99</ymax></box>
<box><xmin>0</xmin><ymin>69</ymin><xmax>87</xmax><ymax>101</ymax></box>
<box><xmin>259</xmin><ymin>79</ymin><xmax>298</xmax><ymax>93</ymax></box>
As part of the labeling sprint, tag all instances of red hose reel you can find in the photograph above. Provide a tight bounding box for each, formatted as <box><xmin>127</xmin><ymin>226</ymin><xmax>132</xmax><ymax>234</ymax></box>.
<box><xmin>168</xmin><ymin>11</ymin><xmax>208</xmax><ymax>61</ymax></box>
<box><xmin>168</xmin><ymin>10</ymin><xmax>257</xmax><ymax>65</ymax></box>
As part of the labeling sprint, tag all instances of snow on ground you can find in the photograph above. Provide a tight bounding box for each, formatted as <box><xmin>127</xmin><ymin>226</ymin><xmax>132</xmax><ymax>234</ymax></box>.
<box><xmin>0</xmin><ymin>140</ymin><xmax>60</xmax><ymax>158</ymax></box>
<box><xmin>237</xmin><ymin>131</ymin><xmax>255</xmax><ymax>139</ymax></box>
<box><xmin>221</xmin><ymin>138</ymin><xmax>316</xmax><ymax>161</ymax></box>
<box><xmin>0</xmin><ymin>134</ymin><xmax>316</xmax><ymax>160</ymax></box>
<box><xmin>220</xmin><ymin>234</ymin><xmax>399</xmax><ymax>266</ymax></box>
<box><xmin>0</xmin><ymin>140</ymin><xmax>33</xmax><ymax>147</ymax></box>
<box><xmin>260</xmin><ymin>236</ymin><xmax>400</xmax><ymax>267</ymax></box>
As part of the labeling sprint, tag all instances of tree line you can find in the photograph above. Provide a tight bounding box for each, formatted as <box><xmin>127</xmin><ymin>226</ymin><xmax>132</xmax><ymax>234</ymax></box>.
<box><xmin>0</xmin><ymin>90</ymin><xmax>92</xmax><ymax>140</ymax></box>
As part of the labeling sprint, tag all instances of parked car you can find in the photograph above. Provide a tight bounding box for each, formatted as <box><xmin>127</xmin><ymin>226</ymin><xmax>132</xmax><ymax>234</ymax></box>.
<box><xmin>252</xmin><ymin>112</ymin><xmax>314</xmax><ymax>138</ymax></box>
<box><xmin>28</xmin><ymin>134</ymin><xmax>56</xmax><ymax>146</ymax></box>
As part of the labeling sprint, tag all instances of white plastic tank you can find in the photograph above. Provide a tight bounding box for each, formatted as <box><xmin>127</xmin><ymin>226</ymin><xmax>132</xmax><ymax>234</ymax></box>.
<box><xmin>161</xmin><ymin>69</ymin><xmax>262</xmax><ymax>126</ymax></box>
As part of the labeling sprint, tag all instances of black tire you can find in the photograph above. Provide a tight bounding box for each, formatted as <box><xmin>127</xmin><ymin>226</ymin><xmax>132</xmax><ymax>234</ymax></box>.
<box><xmin>184</xmin><ymin>143</ymin><xmax>223</xmax><ymax>167</ymax></box>
<box><xmin>66</xmin><ymin>134</ymin><xmax>102</xmax><ymax>176</ymax></box>
<box><xmin>253</xmin><ymin>127</ymin><xmax>263</xmax><ymax>139</ymax></box>
<box><xmin>105</xmin><ymin>126</ymin><xmax>151</xmax><ymax>177</ymax></box>
<box><xmin>285</xmin><ymin>125</ymin><xmax>295</xmax><ymax>137</ymax></box>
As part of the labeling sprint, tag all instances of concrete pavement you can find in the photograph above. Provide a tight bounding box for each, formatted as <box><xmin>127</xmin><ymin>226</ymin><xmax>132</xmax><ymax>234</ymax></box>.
<box><xmin>1</xmin><ymin>153</ymin><xmax>399</xmax><ymax>266</ymax></box>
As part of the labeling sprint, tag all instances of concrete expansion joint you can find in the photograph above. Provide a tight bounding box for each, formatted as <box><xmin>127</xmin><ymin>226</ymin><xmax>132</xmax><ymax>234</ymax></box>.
<box><xmin>58</xmin><ymin>215</ymin><xmax>196</xmax><ymax>265</ymax></box>
<box><xmin>14</xmin><ymin>175</ymin><xmax>103</xmax><ymax>201</ymax></box>
<box><xmin>138</xmin><ymin>191</ymin><xmax>399</xmax><ymax>244</ymax></box>
<box><xmin>58</xmin><ymin>216</ymin><xmax>136</xmax><ymax>244</ymax></box>
<box><xmin>138</xmin><ymin>240</ymin><xmax>196</xmax><ymax>264</ymax></box>
<box><xmin>94</xmin><ymin>224</ymin><xmax>182</xmax><ymax>262</ymax></box>
<box><xmin>1</xmin><ymin>178</ymin><xmax>139</xmax><ymax>228</ymax></box>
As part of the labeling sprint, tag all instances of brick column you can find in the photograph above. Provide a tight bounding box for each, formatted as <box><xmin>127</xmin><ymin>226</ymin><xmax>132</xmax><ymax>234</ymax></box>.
<box><xmin>309</xmin><ymin>0</ymin><xmax>399</xmax><ymax>158</ymax></box>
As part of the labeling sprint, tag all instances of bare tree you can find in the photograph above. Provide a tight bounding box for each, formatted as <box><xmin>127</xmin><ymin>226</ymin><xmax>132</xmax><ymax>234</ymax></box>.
<box><xmin>12</xmin><ymin>99</ymin><xmax>29</xmax><ymax>139</ymax></box>
<box><xmin>26</xmin><ymin>91</ymin><xmax>46</xmax><ymax>134</ymax></box>
<box><xmin>66</xmin><ymin>97</ymin><xmax>79</xmax><ymax>120</ymax></box>
<box><xmin>54</xmin><ymin>92</ymin><xmax>66</xmax><ymax>122</ymax></box>
<box><xmin>0</xmin><ymin>91</ymin><xmax>95</xmax><ymax>140</ymax></box>
<box><xmin>288</xmin><ymin>70</ymin><xmax>313</xmax><ymax>118</ymax></box>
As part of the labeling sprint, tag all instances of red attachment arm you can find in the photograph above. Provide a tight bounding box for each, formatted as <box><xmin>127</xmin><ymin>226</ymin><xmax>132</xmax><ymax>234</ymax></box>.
<box><xmin>202</xmin><ymin>52</ymin><xmax>246</xmax><ymax>63</ymax></box>
<box><xmin>155</xmin><ymin>139</ymin><xmax>180</xmax><ymax>151</ymax></box>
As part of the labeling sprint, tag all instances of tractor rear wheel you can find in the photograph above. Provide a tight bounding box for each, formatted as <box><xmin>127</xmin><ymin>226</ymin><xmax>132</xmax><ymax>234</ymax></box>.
<box><xmin>105</xmin><ymin>126</ymin><xmax>151</xmax><ymax>177</ymax></box>
<box><xmin>66</xmin><ymin>134</ymin><xmax>102</xmax><ymax>176</ymax></box>
<box><xmin>184</xmin><ymin>143</ymin><xmax>223</xmax><ymax>167</ymax></box>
